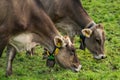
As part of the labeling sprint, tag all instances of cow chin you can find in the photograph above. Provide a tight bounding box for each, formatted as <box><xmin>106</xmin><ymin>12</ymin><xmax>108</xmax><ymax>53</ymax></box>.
<box><xmin>58</xmin><ymin>63</ymin><xmax>82</xmax><ymax>72</ymax></box>
<box><xmin>89</xmin><ymin>50</ymin><xmax>106</xmax><ymax>59</ymax></box>
<box><xmin>55</xmin><ymin>57</ymin><xmax>81</xmax><ymax>72</ymax></box>
<box><xmin>93</xmin><ymin>54</ymin><xmax>106</xmax><ymax>60</ymax></box>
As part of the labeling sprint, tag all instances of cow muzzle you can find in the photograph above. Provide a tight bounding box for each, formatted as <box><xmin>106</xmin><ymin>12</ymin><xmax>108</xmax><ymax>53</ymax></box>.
<box><xmin>71</xmin><ymin>65</ymin><xmax>82</xmax><ymax>72</ymax></box>
<box><xmin>94</xmin><ymin>54</ymin><xmax>107</xmax><ymax>59</ymax></box>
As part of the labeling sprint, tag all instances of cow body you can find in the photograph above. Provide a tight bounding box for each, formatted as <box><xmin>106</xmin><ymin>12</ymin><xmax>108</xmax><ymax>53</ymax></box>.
<box><xmin>0</xmin><ymin>0</ymin><xmax>81</xmax><ymax>76</ymax></box>
<box><xmin>39</xmin><ymin>0</ymin><xmax>106</xmax><ymax>59</ymax></box>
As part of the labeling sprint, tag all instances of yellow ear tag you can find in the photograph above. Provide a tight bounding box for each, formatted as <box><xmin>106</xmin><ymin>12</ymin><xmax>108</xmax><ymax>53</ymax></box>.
<box><xmin>85</xmin><ymin>33</ymin><xmax>90</xmax><ymax>38</ymax></box>
<box><xmin>56</xmin><ymin>42</ymin><xmax>61</xmax><ymax>48</ymax></box>
<box><xmin>47</xmin><ymin>51</ymin><xmax>50</xmax><ymax>56</ymax></box>
<box><xmin>54</xmin><ymin>42</ymin><xmax>61</xmax><ymax>55</ymax></box>
<box><xmin>54</xmin><ymin>48</ymin><xmax>59</xmax><ymax>55</ymax></box>
<box><xmin>84</xmin><ymin>30</ymin><xmax>92</xmax><ymax>38</ymax></box>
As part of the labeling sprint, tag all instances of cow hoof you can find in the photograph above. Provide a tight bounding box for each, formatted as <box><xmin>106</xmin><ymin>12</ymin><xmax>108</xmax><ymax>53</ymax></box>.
<box><xmin>5</xmin><ymin>71</ymin><xmax>12</xmax><ymax>77</ymax></box>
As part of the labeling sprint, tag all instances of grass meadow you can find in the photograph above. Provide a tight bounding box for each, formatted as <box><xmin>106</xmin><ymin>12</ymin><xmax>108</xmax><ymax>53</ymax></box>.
<box><xmin>0</xmin><ymin>0</ymin><xmax>120</xmax><ymax>80</ymax></box>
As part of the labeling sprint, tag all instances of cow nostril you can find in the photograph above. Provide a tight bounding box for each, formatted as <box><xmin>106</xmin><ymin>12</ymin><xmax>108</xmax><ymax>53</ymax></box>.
<box><xmin>101</xmin><ymin>56</ymin><xmax>104</xmax><ymax>59</ymax></box>
<box><xmin>101</xmin><ymin>56</ymin><xmax>107</xmax><ymax>59</ymax></box>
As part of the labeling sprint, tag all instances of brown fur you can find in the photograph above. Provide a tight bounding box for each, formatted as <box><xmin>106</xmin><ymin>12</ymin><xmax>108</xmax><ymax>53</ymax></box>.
<box><xmin>40</xmin><ymin>0</ymin><xmax>92</xmax><ymax>28</ymax></box>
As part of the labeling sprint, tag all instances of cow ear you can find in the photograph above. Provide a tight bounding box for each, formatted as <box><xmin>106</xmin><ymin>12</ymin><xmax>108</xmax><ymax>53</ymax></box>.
<box><xmin>97</xmin><ymin>23</ymin><xmax>104</xmax><ymax>30</ymax></box>
<box><xmin>54</xmin><ymin>36</ymin><xmax>64</xmax><ymax>47</ymax></box>
<box><xmin>82</xmin><ymin>29</ymin><xmax>92</xmax><ymax>38</ymax></box>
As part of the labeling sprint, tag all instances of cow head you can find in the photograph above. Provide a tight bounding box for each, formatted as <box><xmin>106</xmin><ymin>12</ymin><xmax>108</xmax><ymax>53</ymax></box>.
<box><xmin>80</xmin><ymin>23</ymin><xmax>106</xmax><ymax>59</ymax></box>
<box><xmin>47</xmin><ymin>36</ymin><xmax>81</xmax><ymax>72</ymax></box>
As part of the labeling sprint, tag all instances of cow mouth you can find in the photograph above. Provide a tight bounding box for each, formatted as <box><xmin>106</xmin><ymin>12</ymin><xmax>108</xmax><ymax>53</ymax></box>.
<box><xmin>90</xmin><ymin>51</ymin><xmax>106</xmax><ymax>59</ymax></box>
<box><xmin>71</xmin><ymin>65</ymin><xmax>82</xmax><ymax>72</ymax></box>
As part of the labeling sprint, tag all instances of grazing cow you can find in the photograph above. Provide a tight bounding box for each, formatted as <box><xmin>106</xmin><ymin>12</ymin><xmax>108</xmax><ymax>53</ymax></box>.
<box><xmin>39</xmin><ymin>0</ymin><xmax>106</xmax><ymax>59</ymax></box>
<box><xmin>0</xmin><ymin>0</ymin><xmax>106</xmax><ymax>59</ymax></box>
<box><xmin>0</xmin><ymin>0</ymin><xmax>81</xmax><ymax>76</ymax></box>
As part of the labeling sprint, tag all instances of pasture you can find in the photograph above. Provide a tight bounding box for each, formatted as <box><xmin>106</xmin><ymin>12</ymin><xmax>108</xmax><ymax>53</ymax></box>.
<box><xmin>0</xmin><ymin>0</ymin><xmax>120</xmax><ymax>80</ymax></box>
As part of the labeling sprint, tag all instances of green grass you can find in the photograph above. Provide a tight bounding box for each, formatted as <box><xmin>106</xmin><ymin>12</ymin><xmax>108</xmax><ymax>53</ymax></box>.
<box><xmin>0</xmin><ymin>0</ymin><xmax>120</xmax><ymax>80</ymax></box>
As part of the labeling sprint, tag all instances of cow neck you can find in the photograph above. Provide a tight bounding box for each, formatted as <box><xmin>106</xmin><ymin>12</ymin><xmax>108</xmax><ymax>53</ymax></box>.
<box><xmin>46</xmin><ymin>42</ymin><xmax>62</xmax><ymax>60</ymax></box>
<box><xmin>85</xmin><ymin>21</ymin><xmax>96</xmax><ymax>29</ymax></box>
<box><xmin>80</xmin><ymin>21</ymin><xmax>96</xmax><ymax>47</ymax></box>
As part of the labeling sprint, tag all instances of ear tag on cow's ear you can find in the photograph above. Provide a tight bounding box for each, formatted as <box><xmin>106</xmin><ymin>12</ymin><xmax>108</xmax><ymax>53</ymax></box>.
<box><xmin>82</xmin><ymin>29</ymin><xmax>92</xmax><ymax>38</ymax></box>
<box><xmin>47</xmin><ymin>51</ymin><xmax>50</xmax><ymax>56</ymax></box>
<box><xmin>54</xmin><ymin>48</ymin><xmax>59</xmax><ymax>55</ymax></box>
<box><xmin>56</xmin><ymin>42</ymin><xmax>62</xmax><ymax>48</ymax></box>
<box><xmin>54</xmin><ymin>42</ymin><xmax>61</xmax><ymax>55</ymax></box>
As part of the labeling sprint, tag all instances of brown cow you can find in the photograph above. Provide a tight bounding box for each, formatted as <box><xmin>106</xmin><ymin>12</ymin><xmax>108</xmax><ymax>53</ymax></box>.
<box><xmin>0</xmin><ymin>0</ymin><xmax>81</xmax><ymax>76</ymax></box>
<box><xmin>39</xmin><ymin>0</ymin><xmax>106</xmax><ymax>59</ymax></box>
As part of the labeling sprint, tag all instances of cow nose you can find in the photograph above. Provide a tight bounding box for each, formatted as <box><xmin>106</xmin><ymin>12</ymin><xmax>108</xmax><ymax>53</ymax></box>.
<box><xmin>72</xmin><ymin>64</ymin><xmax>82</xmax><ymax>72</ymax></box>
<box><xmin>94</xmin><ymin>54</ymin><xmax>106</xmax><ymax>59</ymax></box>
<box><xmin>74</xmin><ymin>65</ymin><xmax>82</xmax><ymax>72</ymax></box>
<box><xmin>101</xmin><ymin>55</ymin><xmax>107</xmax><ymax>59</ymax></box>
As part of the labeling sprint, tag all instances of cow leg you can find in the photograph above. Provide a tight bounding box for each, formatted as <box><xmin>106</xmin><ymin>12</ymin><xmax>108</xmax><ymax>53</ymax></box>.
<box><xmin>42</xmin><ymin>48</ymin><xmax>48</xmax><ymax>59</ymax></box>
<box><xmin>0</xmin><ymin>36</ymin><xmax>8</xmax><ymax>57</ymax></box>
<box><xmin>31</xmin><ymin>48</ymin><xmax>34</xmax><ymax>55</ymax></box>
<box><xmin>26</xmin><ymin>48</ymin><xmax>34</xmax><ymax>56</ymax></box>
<box><xmin>70</xmin><ymin>36</ymin><xmax>75</xmax><ymax>43</ymax></box>
<box><xmin>26</xmin><ymin>50</ymin><xmax>31</xmax><ymax>56</ymax></box>
<box><xmin>69</xmin><ymin>33</ymin><xmax>75</xmax><ymax>44</ymax></box>
<box><xmin>0</xmin><ymin>45</ymin><xmax>5</xmax><ymax>57</ymax></box>
<box><xmin>6</xmin><ymin>45</ymin><xmax>16</xmax><ymax>77</ymax></box>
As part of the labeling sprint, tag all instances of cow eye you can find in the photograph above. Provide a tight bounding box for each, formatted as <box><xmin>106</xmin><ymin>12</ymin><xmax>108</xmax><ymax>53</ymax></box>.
<box><xmin>96</xmin><ymin>38</ymin><xmax>101</xmax><ymax>44</ymax></box>
<box><xmin>65</xmin><ymin>44</ymin><xmax>68</xmax><ymax>47</ymax></box>
<box><xmin>70</xmin><ymin>49</ymin><xmax>75</xmax><ymax>55</ymax></box>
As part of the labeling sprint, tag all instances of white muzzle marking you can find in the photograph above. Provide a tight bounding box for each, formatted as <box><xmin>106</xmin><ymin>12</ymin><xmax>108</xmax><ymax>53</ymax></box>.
<box><xmin>75</xmin><ymin>65</ymin><xmax>82</xmax><ymax>72</ymax></box>
<box><xmin>94</xmin><ymin>54</ymin><xmax>106</xmax><ymax>59</ymax></box>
